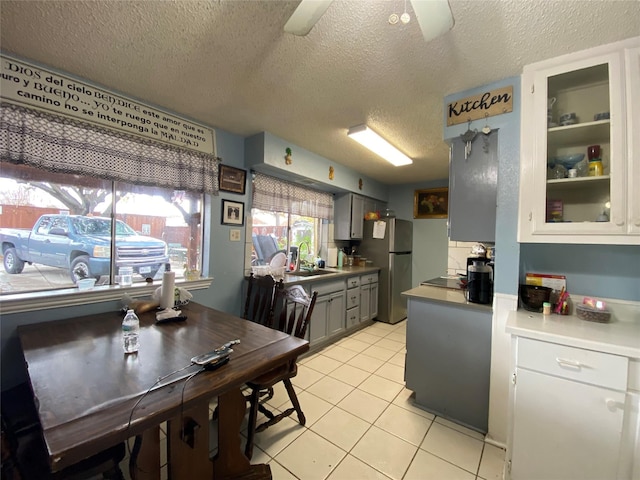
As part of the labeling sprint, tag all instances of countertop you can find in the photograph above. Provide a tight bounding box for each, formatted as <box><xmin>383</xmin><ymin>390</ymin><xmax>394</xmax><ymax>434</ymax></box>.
<box><xmin>506</xmin><ymin>308</ymin><xmax>640</xmax><ymax>359</ymax></box>
<box><xmin>402</xmin><ymin>285</ymin><xmax>493</xmax><ymax>312</ymax></box>
<box><xmin>277</xmin><ymin>266</ymin><xmax>380</xmax><ymax>286</ymax></box>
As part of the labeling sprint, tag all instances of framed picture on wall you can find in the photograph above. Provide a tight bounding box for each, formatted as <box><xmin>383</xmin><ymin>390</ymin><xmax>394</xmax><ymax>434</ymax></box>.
<box><xmin>221</xmin><ymin>199</ymin><xmax>244</xmax><ymax>226</ymax></box>
<box><xmin>414</xmin><ymin>187</ymin><xmax>449</xmax><ymax>219</ymax></box>
<box><xmin>219</xmin><ymin>165</ymin><xmax>246</xmax><ymax>195</ymax></box>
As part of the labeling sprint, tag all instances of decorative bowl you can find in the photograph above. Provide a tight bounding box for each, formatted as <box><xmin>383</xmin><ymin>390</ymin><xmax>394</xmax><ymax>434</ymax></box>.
<box><xmin>519</xmin><ymin>284</ymin><xmax>552</xmax><ymax>313</ymax></box>
<box><xmin>548</xmin><ymin>153</ymin><xmax>586</xmax><ymax>169</ymax></box>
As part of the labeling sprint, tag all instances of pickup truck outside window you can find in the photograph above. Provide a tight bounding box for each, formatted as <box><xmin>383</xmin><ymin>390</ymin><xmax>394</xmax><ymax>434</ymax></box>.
<box><xmin>0</xmin><ymin>163</ymin><xmax>203</xmax><ymax>294</ymax></box>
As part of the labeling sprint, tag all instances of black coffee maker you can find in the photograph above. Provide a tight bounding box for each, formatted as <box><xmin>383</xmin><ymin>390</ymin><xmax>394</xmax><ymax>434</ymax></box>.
<box><xmin>466</xmin><ymin>256</ymin><xmax>493</xmax><ymax>304</ymax></box>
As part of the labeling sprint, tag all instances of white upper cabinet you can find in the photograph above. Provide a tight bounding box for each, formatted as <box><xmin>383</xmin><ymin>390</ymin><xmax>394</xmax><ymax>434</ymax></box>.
<box><xmin>518</xmin><ymin>37</ymin><xmax>640</xmax><ymax>245</ymax></box>
<box><xmin>625</xmin><ymin>45</ymin><xmax>640</xmax><ymax>235</ymax></box>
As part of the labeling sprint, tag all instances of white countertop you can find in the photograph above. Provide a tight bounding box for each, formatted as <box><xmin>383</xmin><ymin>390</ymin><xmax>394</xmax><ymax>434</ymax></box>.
<box><xmin>507</xmin><ymin>309</ymin><xmax>640</xmax><ymax>359</ymax></box>
<box><xmin>402</xmin><ymin>285</ymin><xmax>493</xmax><ymax>312</ymax></box>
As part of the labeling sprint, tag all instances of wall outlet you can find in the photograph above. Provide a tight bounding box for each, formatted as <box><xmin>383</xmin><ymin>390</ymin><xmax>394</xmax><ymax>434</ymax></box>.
<box><xmin>229</xmin><ymin>229</ymin><xmax>241</xmax><ymax>241</ymax></box>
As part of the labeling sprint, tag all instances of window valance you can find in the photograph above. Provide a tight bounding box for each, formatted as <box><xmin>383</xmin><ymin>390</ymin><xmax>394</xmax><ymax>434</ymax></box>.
<box><xmin>252</xmin><ymin>172</ymin><xmax>333</xmax><ymax>220</ymax></box>
<box><xmin>0</xmin><ymin>102</ymin><xmax>220</xmax><ymax>195</ymax></box>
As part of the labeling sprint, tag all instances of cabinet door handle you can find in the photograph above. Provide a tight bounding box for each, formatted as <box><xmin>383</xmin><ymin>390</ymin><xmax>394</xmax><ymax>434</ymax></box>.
<box><xmin>555</xmin><ymin>357</ymin><xmax>584</xmax><ymax>369</ymax></box>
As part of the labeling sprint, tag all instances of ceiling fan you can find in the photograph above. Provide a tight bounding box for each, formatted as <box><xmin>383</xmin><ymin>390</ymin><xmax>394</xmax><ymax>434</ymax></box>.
<box><xmin>284</xmin><ymin>0</ymin><xmax>454</xmax><ymax>43</ymax></box>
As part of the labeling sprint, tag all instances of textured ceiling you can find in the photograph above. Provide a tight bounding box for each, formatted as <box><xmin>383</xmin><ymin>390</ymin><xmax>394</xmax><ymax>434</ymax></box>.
<box><xmin>1</xmin><ymin>1</ymin><xmax>639</xmax><ymax>184</ymax></box>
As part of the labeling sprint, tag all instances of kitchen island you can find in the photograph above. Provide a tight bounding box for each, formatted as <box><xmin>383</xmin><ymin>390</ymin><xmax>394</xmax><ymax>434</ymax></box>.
<box><xmin>402</xmin><ymin>285</ymin><xmax>492</xmax><ymax>434</ymax></box>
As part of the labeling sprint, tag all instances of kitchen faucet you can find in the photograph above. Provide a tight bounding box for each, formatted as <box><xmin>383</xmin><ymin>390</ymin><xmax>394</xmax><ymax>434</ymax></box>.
<box><xmin>296</xmin><ymin>241</ymin><xmax>312</xmax><ymax>272</ymax></box>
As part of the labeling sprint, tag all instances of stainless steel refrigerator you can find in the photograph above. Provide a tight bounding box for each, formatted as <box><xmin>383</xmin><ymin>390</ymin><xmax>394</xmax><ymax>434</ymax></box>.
<box><xmin>359</xmin><ymin>218</ymin><xmax>412</xmax><ymax>324</ymax></box>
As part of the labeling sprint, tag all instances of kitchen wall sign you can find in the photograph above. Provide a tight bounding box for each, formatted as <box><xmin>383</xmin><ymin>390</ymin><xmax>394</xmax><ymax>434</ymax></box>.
<box><xmin>0</xmin><ymin>53</ymin><xmax>215</xmax><ymax>154</ymax></box>
<box><xmin>447</xmin><ymin>86</ymin><xmax>513</xmax><ymax>126</ymax></box>
<box><xmin>414</xmin><ymin>187</ymin><xmax>449</xmax><ymax>219</ymax></box>
<box><xmin>218</xmin><ymin>165</ymin><xmax>246</xmax><ymax>195</ymax></box>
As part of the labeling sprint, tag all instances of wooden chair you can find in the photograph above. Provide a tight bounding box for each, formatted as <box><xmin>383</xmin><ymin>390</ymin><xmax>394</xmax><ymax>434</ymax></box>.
<box><xmin>1</xmin><ymin>383</ymin><xmax>125</xmax><ymax>480</ymax></box>
<box><xmin>242</xmin><ymin>273</ymin><xmax>280</xmax><ymax>328</ymax></box>
<box><xmin>244</xmin><ymin>284</ymin><xmax>318</xmax><ymax>459</ymax></box>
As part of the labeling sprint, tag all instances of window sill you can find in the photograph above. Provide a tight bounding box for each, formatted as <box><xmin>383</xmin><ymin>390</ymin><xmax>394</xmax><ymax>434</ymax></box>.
<box><xmin>0</xmin><ymin>278</ymin><xmax>214</xmax><ymax>315</ymax></box>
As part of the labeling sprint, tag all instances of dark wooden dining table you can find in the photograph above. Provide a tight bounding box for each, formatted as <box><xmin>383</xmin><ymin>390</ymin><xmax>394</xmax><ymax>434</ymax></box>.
<box><xmin>17</xmin><ymin>301</ymin><xmax>309</xmax><ymax>479</ymax></box>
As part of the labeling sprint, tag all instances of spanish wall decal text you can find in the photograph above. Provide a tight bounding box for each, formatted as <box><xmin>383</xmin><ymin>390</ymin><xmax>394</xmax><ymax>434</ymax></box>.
<box><xmin>1</xmin><ymin>54</ymin><xmax>215</xmax><ymax>154</ymax></box>
<box><xmin>447</xmin><ymin>86</ymin><xmax>513</xmax><ymax>126</ymax></box>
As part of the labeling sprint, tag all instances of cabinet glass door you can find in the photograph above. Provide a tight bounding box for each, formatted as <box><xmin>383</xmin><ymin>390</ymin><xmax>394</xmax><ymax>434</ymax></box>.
<box><xmin>546</xmin><ymin>64</ymin><xmax>611</xmax><ymax>224</ymax></box>
<box><xmin>531</xmin><ymin>52</ymin><xmax>626</xmax><ymax>236</ymax></box>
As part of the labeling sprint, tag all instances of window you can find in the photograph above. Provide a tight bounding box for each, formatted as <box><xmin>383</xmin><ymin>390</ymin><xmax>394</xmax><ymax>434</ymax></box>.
<box><xmin>251</xmin><ymin>208</ymin><xmax>323</xmax><ymax>268</ymax></box>
<box><xmin>1</xmin><ymin>102</ymin><xmax>219</xmax><ymax>298</ymax></box>
<box><xmin>0</xmin><ymin>163</ymin><xmax>202</xmax><ymax>294</ymax></box>
<box><xmin>251</xmin><ymin>173</ymin><xmax>333</xmax><ymax>270</ymax></box>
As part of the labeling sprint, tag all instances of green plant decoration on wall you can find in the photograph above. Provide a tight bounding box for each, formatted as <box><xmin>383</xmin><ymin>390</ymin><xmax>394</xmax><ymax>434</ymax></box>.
<box><xmin>285</xmin><ymin>148</ymin><xmax>292</xmax><ymax>165</ymax></box>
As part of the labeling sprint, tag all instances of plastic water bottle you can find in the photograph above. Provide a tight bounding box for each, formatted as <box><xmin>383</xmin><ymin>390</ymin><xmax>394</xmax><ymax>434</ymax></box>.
<box><xmin>122</xmin><ymin>309</ymin><xmax>140</xmax><ymax>354</ymax></box>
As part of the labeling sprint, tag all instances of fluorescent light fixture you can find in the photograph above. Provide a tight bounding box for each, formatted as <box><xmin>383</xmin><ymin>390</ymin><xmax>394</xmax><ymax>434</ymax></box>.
<box><xmin>347</xmin><ymin>125</ymin><xmax>413</xmax><ymax>167</ymax></box>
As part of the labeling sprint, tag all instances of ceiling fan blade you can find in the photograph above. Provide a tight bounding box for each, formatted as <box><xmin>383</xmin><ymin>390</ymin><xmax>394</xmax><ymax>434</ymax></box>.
<box><xmin>411</xmin><ymin>0</ymin><xmax>454</xmax><ymax>42</ymax></box>
<box><xmin>284</xmin><ymin>0</ymin><xmax>334</xmax><ymax>36</ymax></box>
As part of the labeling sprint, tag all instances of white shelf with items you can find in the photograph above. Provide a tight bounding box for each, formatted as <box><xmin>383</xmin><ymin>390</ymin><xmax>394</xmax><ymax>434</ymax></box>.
<box><xmin>518</xmin><ymin>36</ymin><xmax>640</xmax><ymax>245</ymax></box>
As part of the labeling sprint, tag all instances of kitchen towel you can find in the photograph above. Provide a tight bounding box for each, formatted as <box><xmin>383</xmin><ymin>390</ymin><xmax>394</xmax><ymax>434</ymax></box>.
<box><xmin>160</xmin><ymin>271</ymin><xmax>175</xmax><ymax>309</ymax></box>
<box><xmin>327</xmin><ymin>247</ymin><xmax>338</xmax><ymax>267</ymax></box>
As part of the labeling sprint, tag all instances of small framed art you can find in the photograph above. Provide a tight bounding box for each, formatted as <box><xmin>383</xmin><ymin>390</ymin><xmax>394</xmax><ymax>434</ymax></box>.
<box><xmin>219</xmin><ymin>165</ymin><xmax>247</xmax><ymax>195</ymax></box>
<box><xmin>221</xmin><ymin>199</ymin><xmax>244</xmax><ymax>226</ymax></box>
<box><xmin>414</xmin><ymin>187</ymin><xmax>449</xmax><ymax>219</ymax></box>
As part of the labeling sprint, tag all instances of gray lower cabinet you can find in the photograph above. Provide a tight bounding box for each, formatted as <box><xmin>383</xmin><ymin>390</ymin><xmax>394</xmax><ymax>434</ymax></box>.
<box><xmin>405</xmin><ymin>296</ymin><xmax>492</xmax><ymax>433</ymax></box>
<box><xmin>360</xmin><ymin>285</ymin><xmax>370</xmax><ymax>322</ymax></box>
<box><xmin>345</xmin><ymin>276</ymin><xmax>360</xmax><ymax>328</ymax></box>
<box><xmin>360</xmin><ymin>273</ymin><xmax>379</xmax><ymax>321</ymax></box>
<box><xmin>309</xmin><ymin>279</ymin><xmax>346</xmax><ymax>344</ymax></box>
<box><xmin>370</xmin><ymin>282</ymin><xmax>378</xmax><ymax>319</ymax></box>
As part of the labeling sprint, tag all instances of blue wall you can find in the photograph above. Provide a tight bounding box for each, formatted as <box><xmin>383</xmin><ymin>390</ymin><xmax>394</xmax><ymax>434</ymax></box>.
<box><xmin>202</xmin><ymin>129</ymin><xmax>249</xmax><ymax>315</ymax></box>
<box><xmin>388</xmin><ymin>181</ymin><xmax>449</xmax><ymax>287</ymax></box>
<box><xmin>245</xmin><ymin>132</ymin><xmax>389</xmax><ymax>200</ymax></box>
<box><xmin>444</xmin><ymin>77</ymin><xmax>522</xmax><ymax>296</ymax></box>
<box><xmin>520</xmin><ymin>243</ymin><xmax>640</xmax><ymax>300</ymax></box>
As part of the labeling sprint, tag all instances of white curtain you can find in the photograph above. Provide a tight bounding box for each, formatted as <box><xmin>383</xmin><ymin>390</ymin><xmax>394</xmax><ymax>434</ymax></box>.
<box><xmin>252</xmin><ymin>172</ymin><xmax>333</xmax><ymax>220</ymax></box>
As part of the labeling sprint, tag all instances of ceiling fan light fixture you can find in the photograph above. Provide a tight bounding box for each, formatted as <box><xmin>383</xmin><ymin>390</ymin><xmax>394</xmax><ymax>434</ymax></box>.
<box><xmin>411</xmin><ymin>0</ymin><xmax>454</xmax><ymax>42</ymax></box>
<box><xmin>284</xmin><ymin>0</ymin><xmax>333</xmax><ymax>36</ymax></box>
<box><xmin>347</xmin><ymin>125</ymin><xmax>412</xmax><ymax>167</ymax></box>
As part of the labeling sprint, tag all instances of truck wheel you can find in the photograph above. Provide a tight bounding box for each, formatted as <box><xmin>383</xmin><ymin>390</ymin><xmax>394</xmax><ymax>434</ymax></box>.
<box><xmin>70</xmin><ymin>255</ymin><xmax>92</xmax><ymax>283</ymax></box>
<box><xmin>3</xmin><ymin>248</ymin><xmax>25</xmax><ymax>274</ymax></box>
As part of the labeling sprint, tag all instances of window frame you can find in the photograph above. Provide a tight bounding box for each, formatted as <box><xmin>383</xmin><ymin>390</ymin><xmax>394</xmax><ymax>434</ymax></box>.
<box><xmin>0</xmin><ymin>171</ymin><xmax>213</xmax><ymax>313</ymax></box>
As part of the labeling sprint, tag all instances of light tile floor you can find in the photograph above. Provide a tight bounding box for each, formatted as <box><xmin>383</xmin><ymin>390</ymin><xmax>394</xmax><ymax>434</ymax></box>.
<box><xmin>238</xmin><ymin>320</ymin><xmax>504</xmax><ymax>480</ymax></box>
<box><xmin>128</xmin><ymin>319</ymin><xmax>506</xmax><ymax>480</ymax></box>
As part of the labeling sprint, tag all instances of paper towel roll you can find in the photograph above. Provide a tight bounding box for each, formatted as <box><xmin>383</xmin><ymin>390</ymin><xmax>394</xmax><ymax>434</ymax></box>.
<box><xmin>160</xmin><ymin>271</ymin><xmax>175</xmax><ymax>309</ymax></box>
<box><xmin>327</xmin><ymin>247</ymin><xmax>338</xmax><ymax>267</ymax></box>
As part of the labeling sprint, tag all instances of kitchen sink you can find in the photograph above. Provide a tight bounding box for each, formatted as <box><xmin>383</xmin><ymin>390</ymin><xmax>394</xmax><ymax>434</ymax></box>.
<box><xmin>285</xmin><ymin>269</ymin><xmax>335</xmax><ymax>277</ymax></box>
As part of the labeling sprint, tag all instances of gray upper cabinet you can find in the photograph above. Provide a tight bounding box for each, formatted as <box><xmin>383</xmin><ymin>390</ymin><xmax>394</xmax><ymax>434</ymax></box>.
<box><xmin>363</xmin><ymin>197</ymin><xmax>387</xmax><ymax>218</ymax></box>
<box><xmin>448</xmin><ymin>131</ymin><xmax>498</xmax><ymax>243</ymax></box>
<box><xmin>334</xmin><ymin>193</ymin><xmax>364</xmax><ymax>240</ymax></box>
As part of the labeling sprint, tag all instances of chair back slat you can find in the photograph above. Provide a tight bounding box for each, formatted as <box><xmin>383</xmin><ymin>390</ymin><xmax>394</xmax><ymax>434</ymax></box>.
<box><xmin>272</xmin><ymin>285</ymin><xmax>317</xmax><ymax>340</ymax></box>
<box><xmin>243</xmin><ymin>274</ymin><xmax>280</xmax><ymax>328</ymax></box>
